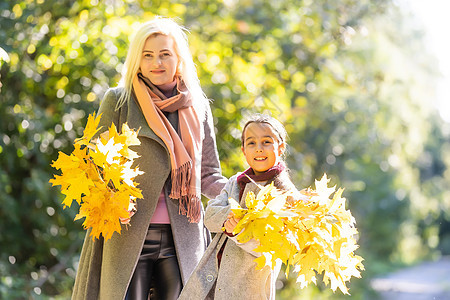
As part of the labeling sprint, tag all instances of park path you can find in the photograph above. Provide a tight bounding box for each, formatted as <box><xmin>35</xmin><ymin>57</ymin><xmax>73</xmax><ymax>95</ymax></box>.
<box><xmin>370</xmin><ymin>256</ymin><xmax>450</xmax><ymax>300</ymax></box>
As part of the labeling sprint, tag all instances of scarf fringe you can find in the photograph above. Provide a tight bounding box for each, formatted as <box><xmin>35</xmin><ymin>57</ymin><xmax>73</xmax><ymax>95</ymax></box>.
<box><xmin>170</xmin><ymin>161</ymin><xmax>192</xmax><ymax>198</ymax></box>
<box><xmin>169</xmin><ymin>161</ymin><xmax>201</xmax><ymax>223</ymax></box>
<box><xmin>178</xmin><ymin>194</ymin><xmax>202</xmax><ymax>223</ymax></box>
<box><xmin>134</xmin><ymin>75</ymin><xmax>203</xmax><ymax>223</ymax></box>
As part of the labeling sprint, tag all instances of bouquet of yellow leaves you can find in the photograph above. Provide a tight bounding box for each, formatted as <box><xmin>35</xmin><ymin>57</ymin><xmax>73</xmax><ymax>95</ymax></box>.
<box><xmin>50</xmin><ymin>113</ymin><xmax>143</xmax><ymax>242</ymax></box>
<box><xmin>228</xmin><ymin>174</ymin><xmax>364</xmax><ymax>294</ymax></box>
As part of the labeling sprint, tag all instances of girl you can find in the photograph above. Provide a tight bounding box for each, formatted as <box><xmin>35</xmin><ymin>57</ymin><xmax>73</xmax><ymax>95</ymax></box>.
<box><xmin>178</xmin><ymin>114</ymin><xmax>299</xmax><ymax>300</ymax></box>
<box><xmin>71</xmin><ymin>17</ymin><xmax>227</xmax><ymax>300</ymax></box>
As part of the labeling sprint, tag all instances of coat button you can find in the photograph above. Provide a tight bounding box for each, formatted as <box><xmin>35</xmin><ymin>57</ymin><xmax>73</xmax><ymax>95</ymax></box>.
<box><xmin>206</xmin><ymin>274</ymin><xmax>214</xmax><ymax>282</ymax></box>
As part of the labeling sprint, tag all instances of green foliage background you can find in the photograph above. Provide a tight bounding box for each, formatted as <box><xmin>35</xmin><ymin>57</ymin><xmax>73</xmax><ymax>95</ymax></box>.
<box><xmin>1</xmin><ymin>0</ymin><xmax>449</xmax><ymax>299</ymax></box>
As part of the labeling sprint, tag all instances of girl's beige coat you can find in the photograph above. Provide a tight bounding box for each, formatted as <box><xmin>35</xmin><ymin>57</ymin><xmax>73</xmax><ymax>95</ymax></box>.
<box><xmin>71</xmin><ymin>88</ymin><xmax>226</xmax><ymax>300</ymax></box>
<box><xmin>178</xmin><ymin>174</ymin><xmax>281</xmax><ymax>300</ymax></box>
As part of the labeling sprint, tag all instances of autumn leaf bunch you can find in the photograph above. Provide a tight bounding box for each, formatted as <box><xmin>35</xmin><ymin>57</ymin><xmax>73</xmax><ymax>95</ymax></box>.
<box><xmin>229</xmin><ymin>174</ymin><xmax>364</xmax><ymax>294</ymax></box>
<box><xmin>50</xmin><ymin>113</ymin><xmax>143</xmax><ymax>241</ymax></box>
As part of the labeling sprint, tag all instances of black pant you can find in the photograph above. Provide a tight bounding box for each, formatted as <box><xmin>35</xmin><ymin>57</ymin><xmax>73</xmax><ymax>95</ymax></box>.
<box><xmin>126</xmin><ymin>224</ymin><xmax>182</xmax><ymax>300</ymax></box>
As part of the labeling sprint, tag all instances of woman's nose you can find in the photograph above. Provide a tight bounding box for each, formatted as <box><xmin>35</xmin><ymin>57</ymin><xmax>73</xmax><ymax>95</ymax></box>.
<box><xmin>152</xmin><ymin>57</ymin><xmax>161</xmax><ymax>66</ymax></box>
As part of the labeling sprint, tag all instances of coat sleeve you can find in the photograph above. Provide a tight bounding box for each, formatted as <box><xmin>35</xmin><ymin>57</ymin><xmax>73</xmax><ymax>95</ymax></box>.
<box><xmin>204</xmin><ymin>175</ymin><xmax>239</xmax><ymax>233</ymax></box>
<box><xmin>228</xmin><ymin>235</ymin><xmax>261</xmax><ymax>258</ymax></box>
<box><xmin>204</xmin><ymin>174</ymin><xmax>261</xmax><ymax>257</ymax></box>
<box><xmin>72</xmin><ymin>89</ymin><xmax>121</xmax><ymax>300</ymax></box>
<box><xmin>205</xmin><ymin>175</ymin><xmax>262</xmax><ymax>256</ymax></box>
<box><xmin>94</xmin><ymin>88</ymin><xmax>122</xmax><ymax>138</ymax></box>
<box><xmin>200</xmin><ymin>102</ymin><xmax>227</xmax><ymax>199</ymax></box>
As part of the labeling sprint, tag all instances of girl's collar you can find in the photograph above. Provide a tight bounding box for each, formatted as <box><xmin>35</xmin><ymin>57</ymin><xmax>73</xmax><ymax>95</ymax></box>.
<box><xmin>236</xmin><ymin>162</ymin><xmax>286</xmax><ymax>199</ymax></box>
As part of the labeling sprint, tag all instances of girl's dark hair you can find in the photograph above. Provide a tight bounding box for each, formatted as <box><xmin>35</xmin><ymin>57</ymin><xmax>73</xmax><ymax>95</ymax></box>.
<box><xmin>241</xmin><ymin>114</ymin><xmax>288</xmax><ymax>147</ymax></box>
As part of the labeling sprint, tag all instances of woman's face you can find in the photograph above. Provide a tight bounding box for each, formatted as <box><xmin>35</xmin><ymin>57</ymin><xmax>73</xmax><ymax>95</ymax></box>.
<box><xmin>139</xmin><ymin>34</ymin><xmax>179</xmax><ymax>86</ymax></box>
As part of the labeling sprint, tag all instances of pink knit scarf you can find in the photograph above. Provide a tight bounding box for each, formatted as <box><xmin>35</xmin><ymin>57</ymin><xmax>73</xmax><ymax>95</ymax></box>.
<box><xmin>133</xmin><ymin>73</ymin><xmax>202</xmax><ymax>223</ymax></box>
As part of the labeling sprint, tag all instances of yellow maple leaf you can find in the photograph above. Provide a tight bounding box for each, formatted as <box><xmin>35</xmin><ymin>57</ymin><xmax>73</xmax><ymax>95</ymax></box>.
<box><xmin>50</xmin><ymin>113</ymin><xmax>144</xmax><ymax>242</ymax></box>
<box><xmin>50</xmin><ymin>151</ymin><xmax>79</xmax><ymax>171</ymax></box>
<box><xmin>120</xmin><ymin>123</ymin><xmax>141</xmax><ymax>147</ymax></box>
<box><xmin>228</xmin><ymin>173</ymin><xmax>364</xmax><ymax>294</ymax></box>
<box><xmin>76</xmin><ymin>112</ymin><xmax>102</xmax><ymax>145</ymax></box>
<box><xmin>228</xmin><ymin>198</ymin><xmax>247</xmax><ymax>219</ymax></box>
<box><xmin>103</xmin><ymin>163</ymin><xmax>124</xmax><ymax>189</ymax></box>
<box><xmin>96</xmin><ymin>137</ymin><xmax>123</xmax><ymax>164</ymax></box>
<box><xmin>89</xmin><ymin>147</ymin><xmax>108</xmax><ymax>168</ymax></box>
<box><xmin>245</xmin><ymin>190</ymin><xmax>257</xmax><ymax>209</ymax></box>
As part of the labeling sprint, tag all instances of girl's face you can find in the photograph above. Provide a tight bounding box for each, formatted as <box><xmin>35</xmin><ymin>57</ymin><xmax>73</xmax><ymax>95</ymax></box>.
<box><xmin>139</xmin><ymin>34</ymin><xmax>179</xmax><ymax>86</ymax></box>
<box><xmin>241</xmin><ymin>122</ymin><xmax>285</xmax><ymax>175</ymax></box>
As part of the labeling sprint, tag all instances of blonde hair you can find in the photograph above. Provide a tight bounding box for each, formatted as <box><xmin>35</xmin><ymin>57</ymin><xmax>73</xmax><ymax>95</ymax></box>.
<box><xmin>116</xmin><ymin>17</ymin><xmax>207</xmax><ymax>109</ymax></box>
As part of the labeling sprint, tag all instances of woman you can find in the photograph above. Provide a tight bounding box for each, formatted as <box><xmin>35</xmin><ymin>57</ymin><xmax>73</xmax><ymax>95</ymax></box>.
<box><xmin>72</xmin><ymin>17</ymin><xmax>227</xmax><ymax>300</ymax></box>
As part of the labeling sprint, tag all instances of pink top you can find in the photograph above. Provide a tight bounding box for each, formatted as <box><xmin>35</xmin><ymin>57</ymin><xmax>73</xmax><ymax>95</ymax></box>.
<box><xmin>150</xmin><ymin>189</ymin><xmax>170</xmax><ymax>224</ymax></box>
<box><xmin>150</xmin><ymin>79</ymin><xmax>177</xmax><ymax>224</ymax></box>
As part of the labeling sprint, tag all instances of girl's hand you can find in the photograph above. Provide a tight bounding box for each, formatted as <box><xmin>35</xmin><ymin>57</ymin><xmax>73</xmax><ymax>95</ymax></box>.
<box><xmin>224</xmin><ymin>212</ymin><xmax>240</xmax><ymax>234</ymax></box>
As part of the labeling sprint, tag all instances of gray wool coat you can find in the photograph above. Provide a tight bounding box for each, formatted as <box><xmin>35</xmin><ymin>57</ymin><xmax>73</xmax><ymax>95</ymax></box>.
<box><xmin>178</xmin><ymin>174</ymin><xmax>281</xmax><ymax>300</ymax></box>
<box><xmin>71</xmin><ymin>87</ymin><xmax>227</xmax><ymax>300</ymax></box>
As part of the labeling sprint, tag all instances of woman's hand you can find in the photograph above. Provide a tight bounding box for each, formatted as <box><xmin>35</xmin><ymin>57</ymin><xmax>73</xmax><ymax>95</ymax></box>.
<box><xmin>120</xmin><ymin>201</ymin><xmax>137</xmax><ymax>225</ymax></box>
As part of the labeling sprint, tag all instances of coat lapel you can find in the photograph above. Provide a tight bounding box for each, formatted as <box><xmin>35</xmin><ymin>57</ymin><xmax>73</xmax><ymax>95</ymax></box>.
<box><xmin>126</xmin><ymin>94</ymin><xmax>168</xmax><ymax>147</ymax></box>
<box><xmin>240</xmin><ymin>181</ymin><xmax>264</xmax><ymax>208</ymax></box>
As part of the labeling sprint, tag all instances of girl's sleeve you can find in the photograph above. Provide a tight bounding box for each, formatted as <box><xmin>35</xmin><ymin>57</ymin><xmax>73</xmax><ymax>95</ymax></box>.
<box><xmin>229</xmin><ymin>236</ymin><xmax>262</xmax><ymax>257</ymax></box>
<box><xmin>204</xmin><ymin>175</ymin><xmax>238</xmax><ymax>233</ymax></box>
<box><xmin>200</xmin><ymin>103</ymin><xmax>228</xmax><ymax>199</ymax></box>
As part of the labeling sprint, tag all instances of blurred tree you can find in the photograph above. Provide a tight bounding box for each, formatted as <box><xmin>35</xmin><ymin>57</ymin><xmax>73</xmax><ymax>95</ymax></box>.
<box><xmin>0</xmin><ymin>0</ymin><xmax>449</xmax><ymax>299</ymax></box>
